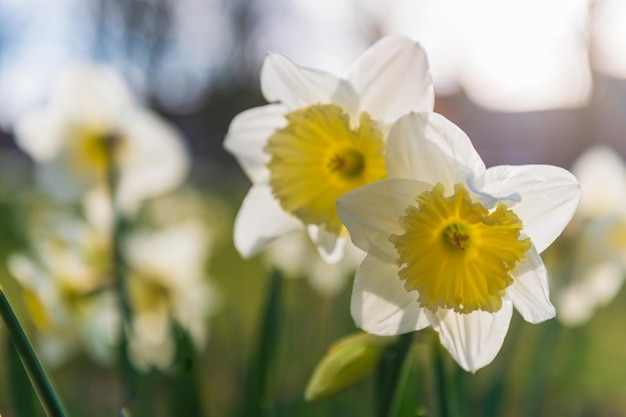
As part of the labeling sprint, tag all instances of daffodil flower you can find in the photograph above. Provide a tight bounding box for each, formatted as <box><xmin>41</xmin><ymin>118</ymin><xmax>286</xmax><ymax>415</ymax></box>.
<box><xmin>224</xmin><ymin>35</ymin><xmax>434</xmax><ymax>262</ymax></box>
<box><xmin>263</xmin><ymin>231</ymin><xmax>365</xmax><ymax>297</ymax></box>
<box><xmin>125</xmin><ymin>222</ymin><xmax>220</xmax><ymax>371</ymax></box>
<box><xmin>547</xmin><ymin>145</ymin><xmax>626</xmax><ymax>326</ymax></box>
<box><xmin>15</xmin><ymin>63</ymin><xmax>189</xmax><ymax>213</ymax></box>
<box><xmin>7</xmin><ymin>213</ymin><xmax>119</xmax><ymax>367</ymax></box>
<box><xmin>336</xmin><ymin>112</ymin><xmax>580</xmax><ymax>372</ymax></box>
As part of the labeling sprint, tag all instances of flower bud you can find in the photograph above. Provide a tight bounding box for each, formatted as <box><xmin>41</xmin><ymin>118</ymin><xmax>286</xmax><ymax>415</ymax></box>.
<box><xmin>304</xmin><ymin>332</ymin><xmax>396</xmax><ymax>401</ymax></box>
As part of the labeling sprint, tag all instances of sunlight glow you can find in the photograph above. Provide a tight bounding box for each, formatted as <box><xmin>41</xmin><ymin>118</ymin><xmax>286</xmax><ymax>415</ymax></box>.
<box><xmin>591</xmin><ymin>0</ymin><xmax>626</xmax><ymax>79</ymax></box>
<box><xmin>384</xmin><ymin>0</ymin><xmax>592</xmax><ymax>112</ymax></box>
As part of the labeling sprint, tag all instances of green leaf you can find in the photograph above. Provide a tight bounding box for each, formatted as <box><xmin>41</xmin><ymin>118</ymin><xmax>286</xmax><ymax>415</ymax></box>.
<box><xmin>375</xmin><ymin>332</ymin><xmax>413</xmax><ymax>417</ymax></box>
<box><xmin>0</xmin><ymin>289</ymin><xmax>69</xmax><ymax>417</ymax></box>
<box><xmin>386</xmin><ymin>346</ymin><xmax>425</xmax><ymax>417</ymax></box>
<box><xmin>167</xmin><ymin>322</ymin><xmax>206</xmax><ymax>417</ymax></box>
<box><xmin>7</xmin><ymin>337</ymin><xmax>43</xmax><ymax>417</ymax></box>
<box><xmin>239</xmin><ymin>269</ymin><xmax>283</xmax><ymax>417</ymax></box>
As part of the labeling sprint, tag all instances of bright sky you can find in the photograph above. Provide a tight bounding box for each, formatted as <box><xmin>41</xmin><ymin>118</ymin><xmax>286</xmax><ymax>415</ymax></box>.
<box><xmin>383</xmin><ymin>0</ymin><xmax>593</xmax><ymax>112</ymax></box>
<box><xmin>1</xmin><ymin>0</ymin><xmax>625</xmax><ymax>128</ymax></box>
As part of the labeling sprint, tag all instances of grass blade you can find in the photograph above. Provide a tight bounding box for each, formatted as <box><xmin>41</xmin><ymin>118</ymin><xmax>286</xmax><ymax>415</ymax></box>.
<box><xmin>0</xmin><ymin>289</ymin><xmax>68</xmax><ymax>417</ymax></box>
<box><xmin>7</xmin><ymin>336</ymin><xmax>43</xmax><ymax>417</ymax></box>
<box><xmin>374</xmin><ymin>333</ymin><xmax>413</xmax><ymax>417</ymax></box>
<box><xmin>239</xmin><ymin>269</ymin><xmax>283</xmax><ymax>417</ymax></box>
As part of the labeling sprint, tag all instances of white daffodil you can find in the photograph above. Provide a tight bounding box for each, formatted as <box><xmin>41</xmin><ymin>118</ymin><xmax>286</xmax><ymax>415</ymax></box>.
<box><xmin>7</xmin><ymin>214</ymin><xmax>118</xmax><ymax>367</ymax></box>
<box><xmin>263</xmin><ymin>231</ymin><xmax>365</xmax><ymax>297</ymax></box>
<box><xmin>14</xmin><ymin>62</ymin><xmax>189</xmax><ymax>213</ymax></box>
<box><xmin>224</xmin><ymin>35</ymin><xmax>434</xmax><ymax>263</ymax></box>
<box><xmin>336</xmin><ymin>112</ymin><xmax>580</xmax><ymax>372</ymax></box>
<box><xmin>125</xmin><ymin>222</ymin><xmax>220</xmax><ymax>371</ymax></box>
<box><xmin>546</xmin><ymin>145</ymin><xmax>626</xmax><ymax>326</ymax></box>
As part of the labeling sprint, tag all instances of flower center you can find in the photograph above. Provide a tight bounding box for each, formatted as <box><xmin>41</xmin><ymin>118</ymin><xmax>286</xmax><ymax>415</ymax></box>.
<box><xmin>23</xmin><ymin>289</ymin><xmax>52</xmax><ymax>331</ymax></box>
<box><xmin>608</xmin><ymin>219</ymin><xmax>626</xmax><ymax>252</ymax></box>
<box><xmin>70</xmin><ymin>126</ymin><xmax>124</xmax><ymax>173</ymax></box>
<box><xmin>265</xmin><ymin>104</ymin><xmax>386</xmax><ymax>234</ymax></box>
<box><xmin>389</xmin><ymin>183</ymin><xmax>531</xmax><ymax>314</ymax></box>
<box><xmin>129</xmin><ymin>272</ymin><xmax>172</xmax><ymax>313</ymax></box>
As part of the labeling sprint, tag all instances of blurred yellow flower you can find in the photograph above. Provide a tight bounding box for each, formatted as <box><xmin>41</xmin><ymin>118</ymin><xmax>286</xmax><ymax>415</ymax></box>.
<box><xmin>7</xmin><ymin>214</ymin><xmax>118</xmax><ymax>367</ymax></box>
<box><xmin>546</xmin><ymin>145</ymin><xmax>626</xmax><ymax>326</ymax></box>
<box><xmin>14</xmin><ymin>62</ymin><xmax>189</xmax><ymax>213</ymax></box>
<box><xmin>7</xmin><ymin>200</ymin><xmax>220</xmax><ymax>372</ymax></box>
<box><xmin>125</xmin><ymin>221</ymin><xmax>220</xmax><ymax>371</ymax></box>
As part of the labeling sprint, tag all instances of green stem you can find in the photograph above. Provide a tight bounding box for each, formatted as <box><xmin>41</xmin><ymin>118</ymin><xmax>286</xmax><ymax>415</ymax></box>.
<box><xmin>375</xmin><ymin>333</ymin><xmax>413</xmax><ymax>417</ymax></box>
<box><xmin>8</xmin><ymin>336</ymin><xmax>41</xmax><ymax>417</ymax></box>
<box><xmin>481</xmin><ymin>315</ymin><xmax>521</xmax><ymax>417</ymax></box>
<box><xmin>0</xmin><ymin>289</ymin><xmax>69</xmax><ymax>417</ymax></box>
<box><xmin>433</xmin><ymin>344</ymin><xmax>449</xmax><ymax>417</ymax></box>
<box><xmin>104</xmin><ymin>133</ymin><xmax>135</xmax><ymax>406</ymax></box>
<box><xmin>522</xmin><ymin>319</ymin><xmax>560</xmax><ymax>417</ymax></box>
<box><xmin>239</xmin><ymin>269</ymin><xmax>283</xmax><ymax>417</ymax></box>
<box><xmin>432</xmin><ymin>342</ymin><xmax>460</xmax><ymax>417</ymax></box>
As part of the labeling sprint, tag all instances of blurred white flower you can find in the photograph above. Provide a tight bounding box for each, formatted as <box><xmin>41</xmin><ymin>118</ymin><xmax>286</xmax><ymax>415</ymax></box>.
<box><xmin>7</xmin><ymin>214</ymin><xmax>118</xmax><ymax>367</ymax></box>
<box><xmin>14</xmin><ymin>62</ymin><xmax>189</xmax><ymax>213</ymax></box>
<box><xmin>547</xmin><ymin>145</ymin><xmax>626</xmax><ymax>326</ymax></box>
<box><xmin>337</xmin><ymin>112</ymin><xmax>580</xmax><ymax>372</ymax></box>
<box><xmin>263</xmin><ymin>231</ymin><xmax>365</xmax><ymax>297</ymax></box>
<box><xmin>224</xmin><ymin>35</ymin><xmax>434</xmax><ymax>263</ymax></box>
<box><xmin>125</xmin><ymin>221</ymin><xmax>220</xmax><ymax>371</ymax></box>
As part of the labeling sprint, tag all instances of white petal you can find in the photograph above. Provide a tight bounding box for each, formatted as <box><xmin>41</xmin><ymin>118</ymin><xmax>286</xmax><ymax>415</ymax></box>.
<box><xmin>260</xmin><ymin>53</ymin><xmax>342</xmax><ymax>110</ymax></box>
<box><xmin>37</xmin><ymin>155</ymin><xmax>94</xmax><ymax>201</ymax></box>
<box><xmin>427</xmin><ymin>302</ymin><xmax>513</xmax><ymax>373</ymax></box>
<box><xmin>556</xmin><ymin>261</ymin><xmax>625</xmax><ymax>327</ymax></box>
<box><xmin>223</xmin><ymin>104</ymin><xmax>287</xmax><ymax>183</ymax></box>
<box><xmin>387</xmin><ymin>112</ymin><xmax>486</xmax><ymax>187</ymax></box>
<box><xmin>337</xmin><ymin>178</ymin><xmax>431</xmax><ymax>264</ymax></box>
<box><xmin>117</xmin><ymin>109</ymin><xmax>190</xmax><ymax>213</ymax></box>
<box><xmin>507</xmin><ymin>245</ymin><xmax>556</xmax><ymax>324</ymax></box>
<box><xmin>482</xmin><ymin>164</ymin><xmax>580</xmax><ymax>253</ymax></box>
<box><xmin>307</xmin><ymin>225</ymin><xmax>346</xmax><ymax>264</ymax></box>
<box><xmin>234</xmin><ymin>184</ymin><xmax>302</xmax><ymax>258</ymax></box>
<box><xmin>348</xmin><ymin>35</ymin><xmax>435</xmax><ymax>125</ymax></box>
<box><xmin>52</xmin><ymin>63</ymin><xmax>134</xmax><ymax>124</ymax></box>
<box><xmin>571</xmin><ymin>145</ymin><xmax>626</xmax><ymax>218</ymax></box>
<box><xmin>351</xmin><ymin>254</ymin><xmax>430</xmax><ymax>335</ymax></box>
<box><xmin>14</xmin><ymin>107</ymin><xmax>67</xmax><ymax>160</ymax></box>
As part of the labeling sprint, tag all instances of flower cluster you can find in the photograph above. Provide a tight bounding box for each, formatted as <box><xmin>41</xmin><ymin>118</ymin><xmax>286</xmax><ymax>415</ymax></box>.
<box><xmin>8</xmin><ymin>191</ymin><xmax>221</xmax><ymax>372</ymax></box>
<box><xmin>15</xmin><ymin>63</ymin><xmax>189</xmax><ymax>214</ymax></box>
<box><xmin>9</xmin><ymin>63</ymin><xmax>221</xmax><ymax>372</ymax></box>
<box><xmin>545</xmin><ymin>145</ymin><xmax>626</xmax><ymax>326</ymax></box>
<box><xmin>226</xmin><ymin>36</ymin><xmax>581</xmax><ymax>372</ymax></box>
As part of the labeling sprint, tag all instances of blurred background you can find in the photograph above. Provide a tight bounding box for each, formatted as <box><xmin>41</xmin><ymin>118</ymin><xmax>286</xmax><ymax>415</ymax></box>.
<box><xmin>1</xmin><ymin>0</ymin><xmax>626</xmax><ymax>416</ymax></box>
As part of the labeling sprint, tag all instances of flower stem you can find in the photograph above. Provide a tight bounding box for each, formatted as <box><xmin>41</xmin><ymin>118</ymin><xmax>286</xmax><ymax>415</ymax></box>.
<box><xmin>374</xmin><ymin>333</ymin><xmax>413</xmax><ymax>417</ymax></box>
<box><xmin>433</xmin><ymin>341</ymin><xmax>460</xmax><ymax>417</ymax></box>
<box><xmin>104</xmin><ymin>133</ymin><xmax>136</xmax><ymax>406</ymax></box>
<box><xmin>522</xmin><ymin>319</ymin><xmax>560</xmax><ymax>417</ymax></box>
<box><xmin>0</xmin><ymin>289</ymin><xmax>69</xmax><ymax>417</ymax></box>
<box><xmin>239</xmin><ymin>269</ymin><xmax>283</xmax><ymax>417</ymax></box>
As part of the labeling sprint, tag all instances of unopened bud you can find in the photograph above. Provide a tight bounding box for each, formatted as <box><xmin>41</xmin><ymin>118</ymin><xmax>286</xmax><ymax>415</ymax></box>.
<box><xmin>304</xmin><ymin>332</ymin><xmax>396</xmax><ymax>401</ymax></box>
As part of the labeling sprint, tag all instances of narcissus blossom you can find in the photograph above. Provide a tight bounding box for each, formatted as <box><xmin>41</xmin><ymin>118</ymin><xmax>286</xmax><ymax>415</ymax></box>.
<box><xmin>14</xmin><ymin>63</ymin><xmax>189</xmax><ymax>213</ymax></box>
<box><xmin>546</xmin><ymin>145</ymin><xmax>626</xmax><ymax>326</ymax></box>
<box><xmin>224</xmin><ymin>35</ymin><xmax>434</xmax><ymax>262</ymax></box>
<box><xmin>125</xmin><ymin>222</ymin><xmax>220</xmax><ymax>371</ymax></box>
<box><xmin>263</xmin><ymin>231</ymin><xmax>365</xmax><ymax>297</ymax></box>
<box><xmin>337</xmin><ymin>112</ymin><xmax>580</xmax><ymax>372</ymax></box>
<box><xmin>7</xmin><ymin>213</ymin><xmax>118</xmax><ymax>367</ymax></box>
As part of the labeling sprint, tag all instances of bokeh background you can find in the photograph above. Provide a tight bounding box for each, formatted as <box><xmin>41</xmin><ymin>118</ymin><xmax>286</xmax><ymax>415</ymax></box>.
<box><xmin>1</xmin><ymin>0</ymin><xmax>626</xmax><ymax>416</ymax></box>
